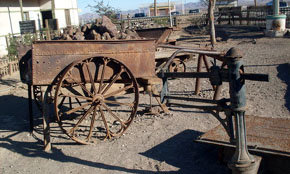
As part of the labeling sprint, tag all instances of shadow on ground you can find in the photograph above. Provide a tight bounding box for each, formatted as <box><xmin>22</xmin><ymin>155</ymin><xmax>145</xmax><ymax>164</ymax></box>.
<box><xmin>0</xmin><ymin>95</ymin><xmax>228</xmax><ymax>173</ymax></box>
<box><xmin>141</xmin><ymin>129</ymin><xmax>229</xmax><ymax>174</ymax></box>
<box><xmin>0</xmin><ymin>95</ymin><xmax>227</xmax><ymax>174</ymax></box>
<box><xmin>277</xmin><ymin>63</ymin><xmax>290</xmax><ymax>111</ymax></box>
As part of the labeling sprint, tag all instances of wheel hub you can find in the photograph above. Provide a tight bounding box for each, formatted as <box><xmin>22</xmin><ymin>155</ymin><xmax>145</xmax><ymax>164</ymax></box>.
<box><xmin>92</xmin><ymin>94</ymin><xmax>104</xmax><ymax>103</ymax></box>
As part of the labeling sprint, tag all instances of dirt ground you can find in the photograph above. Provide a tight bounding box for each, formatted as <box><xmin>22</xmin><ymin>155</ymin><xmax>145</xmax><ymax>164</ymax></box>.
<box><xmin>0</xmin><ymin>26</ymin><xmax>289</xmax><ymax>174</ymax></box>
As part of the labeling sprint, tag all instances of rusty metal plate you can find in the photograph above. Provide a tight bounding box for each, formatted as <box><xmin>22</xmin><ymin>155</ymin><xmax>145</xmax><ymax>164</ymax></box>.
<box><xmin>196</xmin><ymin>115</ymin><xmax>290</xmax><ymax>157</ymax></box>
<box><xmin>31</xmin><ymin>40</ymin><xmax>156</xmax><ymax>85</ymax></box>
<box><xmin>136</xmin><ymin>27</ymin><xmax>173</xmax><ymax>44</ymax></box>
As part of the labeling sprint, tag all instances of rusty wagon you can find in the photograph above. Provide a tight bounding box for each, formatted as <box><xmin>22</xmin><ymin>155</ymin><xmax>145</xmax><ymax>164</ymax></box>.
<box><xmin>19</xmin><ymin>39</ymin><xmax>170</xmax><ymax>149</ymax></box>
<box><xmin>19</xmin><ymin>38</ymin><xmax>226</xmax><ymax>151</ymax></box>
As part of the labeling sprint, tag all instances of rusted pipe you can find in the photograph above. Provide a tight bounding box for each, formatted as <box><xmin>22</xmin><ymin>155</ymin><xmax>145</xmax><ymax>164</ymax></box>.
<box><xmin>157</xmin><ymin>48</ymin><xmax>224</xmax><ymax>73</ymax></box>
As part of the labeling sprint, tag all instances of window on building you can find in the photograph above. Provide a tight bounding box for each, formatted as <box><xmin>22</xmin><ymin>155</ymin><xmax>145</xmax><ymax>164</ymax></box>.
<box><xmin>23</xmin><ymin>12</ymin><xmax>30</xmax><ymax>21</ymax></box>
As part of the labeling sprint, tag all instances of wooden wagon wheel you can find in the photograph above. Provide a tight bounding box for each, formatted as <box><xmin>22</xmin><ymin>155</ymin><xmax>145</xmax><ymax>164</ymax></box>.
<box><xmin>168</xmin><ymin>58</ymin><xmax>186</xmax><ymax>73</ymax></box>
<box><xmin>54</xmin><ymin>56</ymin><xmax>139</xmax><ymax>144</ymax></box>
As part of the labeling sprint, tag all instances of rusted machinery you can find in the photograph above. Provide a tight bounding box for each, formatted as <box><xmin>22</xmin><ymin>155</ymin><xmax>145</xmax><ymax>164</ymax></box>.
<box><xmin>157</xmin><ymin>47</ymin><xmax>289</xmax><ymax>173</ymax></box>
<box><xmin>19</xmin><ymin>40</ymin><xmax>168</xmax><ymax>151</ymax></box>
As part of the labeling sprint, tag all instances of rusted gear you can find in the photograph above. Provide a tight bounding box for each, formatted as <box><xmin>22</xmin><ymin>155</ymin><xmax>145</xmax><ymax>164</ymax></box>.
<box><xmin>54</xmin><ymin>56</ymin><xmax>139</xmax><ymax>144</ymax></box>
<box><xmin>168</xmin><ymin>58</ymin><xmax>186</xmax><ymax>73</ymax></box>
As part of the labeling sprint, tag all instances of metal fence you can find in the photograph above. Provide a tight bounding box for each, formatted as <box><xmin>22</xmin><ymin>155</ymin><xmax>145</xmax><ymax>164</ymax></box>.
<box><xmin>216</xmin><ymin>6</ymin><xmax>290</xmax><ymax>27</ymax></box>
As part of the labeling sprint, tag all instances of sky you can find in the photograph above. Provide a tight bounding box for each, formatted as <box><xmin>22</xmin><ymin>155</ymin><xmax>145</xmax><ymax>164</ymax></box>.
<box><xmin>77</xmin><ymin>0</ymin><xmax>199</xmax><ymax>14</ymax></box>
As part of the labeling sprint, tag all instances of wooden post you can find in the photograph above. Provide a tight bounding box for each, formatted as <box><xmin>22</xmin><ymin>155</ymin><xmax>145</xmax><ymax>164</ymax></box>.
<box><xmin>8</xmin><ymin>63</ymin><xmax>12</xmax><ymax>75</ymax></box>
<box><xmin>19</xmin><ymin>0</ymin><xmax>24</xmax><ymax>21</ymax></box>
<box><xmin>51</xmin><ymin>0</ymin><xmax>55</xmax><ymax>19</ymax></box>
<box><xmin>208</xmin><ymin>0</ymin><xmax>217</xmax><ymax>46</ymax></box>
<box><xmin>45</xmin><ymin>19</ymin><xmax>51</xmax><ymax>40</ymax></box>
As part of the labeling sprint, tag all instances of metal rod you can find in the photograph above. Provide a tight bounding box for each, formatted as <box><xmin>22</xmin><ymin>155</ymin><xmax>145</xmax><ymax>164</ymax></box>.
<box><xmin>158</xmin><ymin>48</ymin><xmax>224</xmax><ymax>73</ymax></box>
<box><xmin>158</xmin><ymin>72</ymin><xmax>210</xmax><ymax>78</ymax></box>
<box><xmin>202</xmin><ymin>55</ymin><xmax>210</xmax><ymax>72</ymax></box>
<box><xmin>214</xmin><ymin>85</ymin><xmax>222</xmax><ymax>100</ymax></box>
<box><xmin>273</xmin><ymin>0</ymin><xmax>279</xmax><ymax>15</ymax></box>
<box><xmin>164</xmin><ymin>95</ymin><xmax>229</xmax><ymax>104</ymax></box>
<box><xmin>28</xmin><ymin>85</ymin><xmax>34</xmax><ymax>132</ymax></box>
<box><xmin>195</xmin><ymin>55</ymin><xmax>203</xmax><ymax>95</ymax></box>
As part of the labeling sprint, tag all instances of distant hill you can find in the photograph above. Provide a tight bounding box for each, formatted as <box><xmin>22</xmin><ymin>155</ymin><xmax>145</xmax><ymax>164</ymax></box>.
<box><xmin>79</xmin><ymin>13</ymin><xmax>99</xmax><ymax>24</ymax></box>
<box><xmin>79</xmin><ymin>0</ymin><xmax>290</xmax><ymax>24</ymax></box>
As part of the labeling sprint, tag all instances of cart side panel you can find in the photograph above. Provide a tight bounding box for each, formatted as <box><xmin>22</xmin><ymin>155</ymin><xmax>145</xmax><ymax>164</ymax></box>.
<box><xmin>32</xmin><ymin>40</ymin><xmax>156</xmax><ymax>85</ymax></box>
<box><xmin>136</xmin><ymin>27</ymin><xmax>173</xmax><ymax>44</ymax></box>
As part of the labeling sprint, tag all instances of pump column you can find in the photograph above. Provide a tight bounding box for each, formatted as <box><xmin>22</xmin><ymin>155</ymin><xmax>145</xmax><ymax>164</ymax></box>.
<box><xmin>225</xmin><ymin>48</ymin><xmax>262</xmax><ymax>174</ymax></box>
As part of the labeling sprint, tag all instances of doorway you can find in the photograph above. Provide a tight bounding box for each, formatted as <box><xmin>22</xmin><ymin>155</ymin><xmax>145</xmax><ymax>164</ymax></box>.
<box><xmin>41</xmin><ymin>11</ymin><xmax>52</xmax><ymax>28</ymax></box>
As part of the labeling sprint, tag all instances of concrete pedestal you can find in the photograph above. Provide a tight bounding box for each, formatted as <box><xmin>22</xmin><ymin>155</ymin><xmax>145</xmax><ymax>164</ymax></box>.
<box><xmin>265</xmin><ymin>15</ymin><xmax>287</xmax><ymax>37</ymax></box>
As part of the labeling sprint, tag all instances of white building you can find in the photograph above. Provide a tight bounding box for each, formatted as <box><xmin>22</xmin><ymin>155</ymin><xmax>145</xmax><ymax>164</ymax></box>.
<box><xmin>0</xmin><ymin>0</ymin><xmax>80</xmax><ymax>57</ymax></box>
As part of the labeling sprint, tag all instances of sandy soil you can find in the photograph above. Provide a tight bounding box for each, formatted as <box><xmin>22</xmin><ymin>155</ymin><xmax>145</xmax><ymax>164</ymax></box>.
<box><xmin>0</xmin><ymin>26</ymin><xmax>289</xmax><ymax>174</ymax></box>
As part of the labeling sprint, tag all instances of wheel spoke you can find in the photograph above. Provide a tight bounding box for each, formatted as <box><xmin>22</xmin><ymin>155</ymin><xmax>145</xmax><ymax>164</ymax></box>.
<box><xmin>59</xmin><ymin>96</ymin><xmax>66</xmax><ymax>107</ymax></box>
<box><xmin>104</xmin><ymin>100</ymin><xmax>134</xmax><ymax>107</ymax></box>
<box><xmin>65</xmin><ymin>102</ymin><xmax>92</xmax><ymax>115</ymax></box>
<box><xmin>99</xmin><ymin>106</ymin><xmax>112</xmax><ymax>140</ymax></box>
<box><xmin>75</xmin><ymin>98</ymin><xmax>83</xmax><ymax>106</ymax></box>
<box><xmin>104</xmin><ymin>84</ymin><xmax>133</xmax><ymax>98</ymax></box>
<box><xmin>65</xmin><ymin>83</ymin><xmax>87</xmax><ymax>96</ymax></box>
<box><xmin>86</xmin><ymin>106</ymin><xmax>97</xmax><ymax>141</ymax></box>
<box><xmin>98</xmin><ymin>59</ymin><xmax>107</xmax><ymax>94</ymax></box>
<box><xmin>85</xmin><ymin>62</ymin><xmax>97</xmax><ymax>95</ymax></box>
<box><xmin>67</xmin><ymin>74</ymin><xmax>93</xmax><ymax>97</ymax></box>
<box><xmin>101</xmin><ymin>67</ymin><xmax>124</xmax><ymax>95</ymax></box>
<box><xmin>69</xmin><ymin>97</ymin><xmax>72</xmax><ymax>109</ymax></box>
<box><xmin>101</xmin><ymin>103</ymin><xmax>126</xmax><ymax>128</ymax></box>
<box><xmin>67</xmin><ymin>106</ymin><xmax>94</xmax><ymax>135</ymax></box>
<box><xmin>59</xmin><ymin>94</ymin><xmax>92</xmax><ymax>101</ymax></box>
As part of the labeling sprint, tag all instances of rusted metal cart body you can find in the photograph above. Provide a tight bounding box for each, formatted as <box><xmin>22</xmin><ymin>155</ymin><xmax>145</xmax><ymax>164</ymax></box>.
<box><xmin>21</xmin><ymin>40</ymin><xmax>156</xmax><ymax>85</ymax></box>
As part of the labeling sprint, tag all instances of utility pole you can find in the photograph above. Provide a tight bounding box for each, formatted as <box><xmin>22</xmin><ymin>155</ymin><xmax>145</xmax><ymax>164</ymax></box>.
<box><xmin>184</xmin><ymin>0</ymin><xmax>187</xmax><ymax>14</ymax></box>
<box><xmin>154</xmin><ymin>0</ymin><xmax>157</xmax><ymax>16</ymax></box>
<box><xmin>19</xmin><ymin>0</ymin><xmax>24</xmax><ymax>21</ymax></box>
<box><xmin>168</xmin><ymin>0</ymin><xmax>172</xmax><ymax>27</ymax></box>
<box><xmin>181</xmin><ymin>0</ymin><xmax>184</xmax><ymax>15</ymax></box>
<box><xmin>51</xmin><ymin>0</ymin><xmax>55</xmax><ymax>19</ymax></box>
